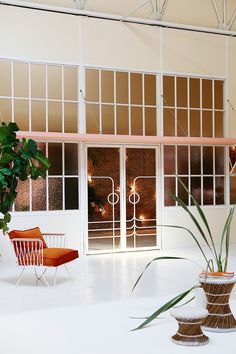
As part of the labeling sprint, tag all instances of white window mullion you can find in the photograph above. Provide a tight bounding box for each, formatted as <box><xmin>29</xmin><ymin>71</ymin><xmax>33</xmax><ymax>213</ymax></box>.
<box><xmin>46</xmin><ymin>64</ymin><xmax>48</xmax><ymax>132</ymax></box>
<box><xmin>62</xmin><ymin>65</ymin><xmax>65</xmax><ymax>133</ymax></box>
<box><xmin>62</xmin><ymin>142</ymin><xmax>65</xmax><ymax>211</ymax></box>
<box><xmin>99</xmin><ymin>69</ymin><xmax>102</xmax><ymax>134</ymax></box>
<box><xmin>114</xmin><ymin>71</ymin><xmax>117</xmax><ymax>135</ymax></box>
<box><xmin>142</xmin><ymin>73</ymin><xmax>145</xmax><ymax>136</ymax></box>
<box><xmin>128</xmin><ymin>71</ymin><xmax>131</xmax><ymax>135</ymax></box>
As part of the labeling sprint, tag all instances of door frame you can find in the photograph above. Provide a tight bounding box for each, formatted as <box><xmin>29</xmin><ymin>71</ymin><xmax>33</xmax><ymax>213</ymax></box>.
<box><xmin>83</xmin><ymin>143</ymin><xmax>162</xmax><ymax>254</ymax></box>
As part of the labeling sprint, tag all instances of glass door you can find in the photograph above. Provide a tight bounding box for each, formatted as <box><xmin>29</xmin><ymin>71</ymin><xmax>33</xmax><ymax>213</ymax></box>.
<box><xmin>87</xmin><ymin>146</ymin><xmax>158</xmax><ymax>253</ymax></box>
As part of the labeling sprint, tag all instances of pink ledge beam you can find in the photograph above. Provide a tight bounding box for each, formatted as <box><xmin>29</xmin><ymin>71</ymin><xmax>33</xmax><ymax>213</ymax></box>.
<box><xmin>16</xmin><ymin>131</ymin><xmax>236</xmax><ymax>146</ymax></box>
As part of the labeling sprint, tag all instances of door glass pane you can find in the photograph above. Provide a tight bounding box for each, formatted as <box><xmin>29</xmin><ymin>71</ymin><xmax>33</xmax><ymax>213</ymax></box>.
<box><xmin>126</xmin><ymin>148</ymin><xmax>156</xmax><ymax>248</ymax></box>
<box><xmin>116</xmin><ymin>105</ymin><xmax>129</xmax><ymax>135</ymax></box>
<box><xmin>116</xmin><ymin>72</ymin><xmax>128</xmax><ymax>104</ymax></box>
<box><xmin>203</xmin><ymin>177</ymin><xmax>213</xmax><ymax>205</ymax></box>
<box><xmin>164</xmin><ymin>146</ymin><xmax>175</xmax><ymax>175</ymax></box>
<box><xmin>14</xmin><ymin>62</ymin><xmax>29</xmax><ymax>98</ymax></box>
<box><xmin>215</xmin><ymin>177</ymin><xmax>224</xmax><ymax>205</ymax></box>
<box><xmin>203</xmin><ymin>146</ymin><xmax>213</xmax><ymax>174</ymax></box>
<box><xmin>88</xmin><ymin>147</ymin><xmax>120</xmax><ymax>252</ymax></box>
<box><xmin>164</xmin><ymin>177</ymin><xmax>175</xmax><ymax>206</ymax></box>
<box><xmin>64</xmin><ymin>66</ymin><xmax>77</xmax><ymax>101</ymax></box>
<box><xmin>230</xmin><ymin>176</ymin><xmax>236</xmax><ymax>204</ymax></box>
<box><xmin>190</xmin><ymin>146</ymin><xmax>201</xmax><ymax>175</ymax></box>
<box><xmin>31</xmin><ymin>64</ymin><xmax>46</xmax><ymax>98</ymax></box>
<box><xmin>215</xmin><ymin>147</ymin><xmax>224</xmax><ymax>175</ymax></box>
<box><xmin>131</xmin><ymin>73</ymin><xmax>142</xmax><ymax>105</ymax></box>
<box><xmin>191</xmin><ymin>177</ymin><xmax>201</xmax><ymax>204</ymax></box>
<box><xmin>177</xmin><ymin>146</ymin><xmax>188</xmax><ymax>175</ymax></box>
<box><xmin>0</xmin><ymin>61</ymin><xmax>11</xmax><ymax>96</ymax></box>
<box><xmin>178</xmin><ymin>177</ymin><xmax>188</xmax><ymax>204</ymax></box>
<box><xmin>48</xmin><ymin>66</ymin><xmax>62</xmax><ymax>100</ymax></box>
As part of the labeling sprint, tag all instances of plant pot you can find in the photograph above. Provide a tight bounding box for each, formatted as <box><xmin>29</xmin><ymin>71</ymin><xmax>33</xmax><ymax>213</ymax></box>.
<box><xmin>199</xmin><ymin>276</ymin><xmax>236</xmax><ymax>332</ymax></box>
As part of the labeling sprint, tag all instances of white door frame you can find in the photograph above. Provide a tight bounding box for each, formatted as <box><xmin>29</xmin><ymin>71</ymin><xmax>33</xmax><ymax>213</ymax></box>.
<box><xmin>82</xmin><ymin>143</ymin><xmax>162</xmax><ymax>254</ymax></box>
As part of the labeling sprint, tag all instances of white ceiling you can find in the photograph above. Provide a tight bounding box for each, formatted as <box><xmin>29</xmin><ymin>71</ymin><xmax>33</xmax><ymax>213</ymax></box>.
<box><xmin>10</xmin><ymin>0</ymin><xmax>236</xmax><ymax>31</ymax></box>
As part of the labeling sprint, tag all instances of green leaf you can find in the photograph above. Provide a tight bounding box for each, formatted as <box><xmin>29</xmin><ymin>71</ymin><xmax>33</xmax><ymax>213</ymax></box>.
<box><xmin>0</xmin><ymin>168</ymin><xmax>12</xmax><ymax>176</ymax></box>
<box><xmin>4</xmin><ymin>212</ymin><xmax>11</xmax><ymax>223</ymax></box>
<box><xmin>132</xmin><ymin>285</ymin><xmax>198</xmax><ymax>330</ymax></box>
<box><xmin>7</xmin><ymin>122</ymin><xmax>19</xmax><ymax>132</ymax></box>
<box><xmin>34</xmin><ymin>150</ymin><xmax>51</xmax><ymax>169</ymax></box>
<box><xmin>0</xmin><ymin>152</ymin><xmax>16</xmax><ymax>165</ymax></box>
<box><xmin>26</xmin><ymin>139</ymin><xmax>37</xmax><ymax>156</ymax></box>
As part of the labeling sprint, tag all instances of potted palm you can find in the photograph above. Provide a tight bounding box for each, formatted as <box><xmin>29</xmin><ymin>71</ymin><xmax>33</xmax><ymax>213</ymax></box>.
<box><xmin>0</xmin><ymin>122</ymin><xmax>50</xmax><ymax>233</ymax></box>
<box><xmin>133</xmin><ymin>178</ymin><xmax>236</xmax><ymax>332</ymax></box>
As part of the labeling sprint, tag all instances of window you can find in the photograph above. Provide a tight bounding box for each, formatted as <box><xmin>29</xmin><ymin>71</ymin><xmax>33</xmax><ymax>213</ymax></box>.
<box><xmin>85</xmin><ymin>69</ymin><xmax>158</xmax><ymax>136</ymax></box>
<box><xmin>164</xmin><ymin>145</ymin><xmax>225</xmax><ymax>206</ymax></box>
<box><xmin>0</xmin><ymin>60</ymin><xmax>79</xmax><ymax>133</ymax></box>
<box><xmin>163</xmin><ymin>75</ymin><xmax>224</xmax><ymax>138</ymax></box>
<box><xmin>14</xmin><ymin>142</ymin><xmax>79</xmax><ymax>211</ymax></box>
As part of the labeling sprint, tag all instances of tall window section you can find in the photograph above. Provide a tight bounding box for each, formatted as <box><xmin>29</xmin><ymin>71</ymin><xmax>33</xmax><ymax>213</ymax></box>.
<box><xmin>85</xmin><ymin>68</ymin><xmax>158</xmax><ymax>136</ymax></box>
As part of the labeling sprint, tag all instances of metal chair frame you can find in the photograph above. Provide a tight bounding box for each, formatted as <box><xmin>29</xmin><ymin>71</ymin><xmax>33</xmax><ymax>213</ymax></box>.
<box><xmin>11</xmin><ymin>233</ymin><xmax>73</xmax><ymax>287</ymax></box>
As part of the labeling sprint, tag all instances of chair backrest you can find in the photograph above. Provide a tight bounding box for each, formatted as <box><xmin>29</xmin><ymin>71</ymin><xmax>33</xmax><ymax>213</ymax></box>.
<box><xmin>8</xmin><ymin>227</ymin><xmax>48</xmax><ymax>248</ymax></box>
<box><xmin>10</xmin><ymin>238</ymin><xmax>44</xmax><ymax>266</ymax></box>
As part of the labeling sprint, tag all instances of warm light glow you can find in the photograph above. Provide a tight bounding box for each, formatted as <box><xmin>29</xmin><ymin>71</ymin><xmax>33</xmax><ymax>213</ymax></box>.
<box><xmin>139</xmin><ymin>214</ymin><xmax>145</xmax><ymax>221</ymax></box>
<box><xmin>116</xmin><ymin>186</ymin><xmax>120</xmax><ymax>192</ymax></box>
<box><xmin>99</xmin><ymin>207</ymin><xmax>106</xmax><ymax>215</ymax></box>
<box><xmin>88</xmin><ymin>175</ymin><xmax>93</xmax><ymax>183</ymax></box>
<box><xmin>130</xmin><ymin>184</ymin><xmax>135</xmax><ymax>193</ymax></box>
<box><xmin>231</xmin><ymin>146</ymin><xmax>236</xmax><ymax>152</ymax></box>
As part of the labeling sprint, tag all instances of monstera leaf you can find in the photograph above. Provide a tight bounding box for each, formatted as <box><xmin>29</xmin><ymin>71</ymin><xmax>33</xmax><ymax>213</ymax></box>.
<box><xmin>0</xmin><ymin>122</ymin><xmax>51</xmax><ymax>233</ymax></box>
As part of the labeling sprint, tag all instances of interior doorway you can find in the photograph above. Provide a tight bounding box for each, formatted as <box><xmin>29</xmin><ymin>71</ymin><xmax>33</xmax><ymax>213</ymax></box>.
<box><xmin>87</xmin><ymin>145</ymin><xmax>159</xmax><ymax>253</ymax></box>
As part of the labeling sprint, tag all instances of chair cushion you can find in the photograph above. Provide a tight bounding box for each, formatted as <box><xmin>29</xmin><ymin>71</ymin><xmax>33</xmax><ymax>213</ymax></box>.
<box><xmin>8</xmin><ymin>227</ymin><xmax>47</xmax><ymax>249</ymax></box>
<box><xmin>42</xmin><ymin>248</ymin><xmax>79</xmax><ymax>267</ymax></box>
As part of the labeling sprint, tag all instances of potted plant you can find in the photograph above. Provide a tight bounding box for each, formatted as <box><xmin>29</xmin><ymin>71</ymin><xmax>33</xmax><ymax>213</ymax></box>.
<box><xmin>0</xmin><ymin>122</ymin><xmax>50</xmax><ymax>233</ymax></box>
<box><xmin>133</xmin><ymin>178</ymin><xmax>236</xmax><ymax>332</ymax></box>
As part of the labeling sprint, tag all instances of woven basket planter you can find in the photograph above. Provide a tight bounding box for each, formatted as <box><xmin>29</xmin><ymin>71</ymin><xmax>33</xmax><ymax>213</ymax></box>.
<box><xmin>200</xmin><ymin>276</ymin><xmax>236</xmax><ymax>332</ymax></box>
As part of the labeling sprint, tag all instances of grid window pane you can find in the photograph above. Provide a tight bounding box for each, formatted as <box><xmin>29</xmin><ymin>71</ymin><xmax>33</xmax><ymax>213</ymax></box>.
<box><xmin>216</xmin><ymin>177</ymin><xmax>224</xmax><ymax>205</ymax></box>
<box><xmin>116</xmin><ymin>105</ymin><xmax>129</xmax><ymax>135</ymax></box>
<box><xmin>145</xmin><ymin>107</ymin><xmax>156</xmax><ymax>136</ymax></box>
<box><xmin>190</xmin><ymin>146</ymin><xmax>201</xmax><ymax>175</ymax></box>
<box><xmin>202</xmin><ymin>79</ymin><xmax>212</xmax><ymax>109</ymax></box>
<box><xmin>131</xmin><ymin>106</ymin><xmax>142</xmax><ymax>135</ymax></box>
<box><xmin>14</xmin><ymin>62</ymin><xmax>29</xmax><ymax>98</ymax></box>
<box><xmin>214</xmin><ymin>80</ymin><xmax>223</xmax><ymax>110</ymax></box>
<box><xmin>65</xmin><ymin>143</ymin><xmax>78</xmax><ymax>175</ymax></box>
<box><xmin>191</xmin><ymin>177</ymin><xmax>201</xmax><ymax>204</ymax></box>
<box><xmin>48</xmin><ymin>101</ymin><xmax>62</xmax><ymax>132</ymax></box>
<box><xmin>48</xmin><ymin>143</ymin><xmax>62</xmax><ymax>175</ymax></box>
<box><xmin>49</xmin><ymin>178</ymin><xmax>63</xmax><ymax>210</ymax></box>
<box><xmin>102</xmin><ymin>104</ymin><xmax>114</xmax><ymax>134</ymax></box>
<box><xmin>177</xmin><ymin>77</ymin><xmax>187</xmax><ymax>107</ymax></box>
<box><xmin>0</xmin><ymin>98</ymin><xmax>12</xmax><ymax>124</ymax></box>
<box><xmin>32</xmin><ymin>179</ymin><xmax>46</xmax><ymax>211</ymax></box>
<box><xmin>203</xmin><ymin>177</ymin><xmax>213</xmax><ymax>205</ymax></box>
<box><xmin>131</xmin><ymin>73</ymin><xmax>142</xmax><ymax>105</ymax></box>
<box><xmin>202</xmin><ymin>110</ymin><xmax>213</xmax><ymax>137</ymax></box>
<box><xmin>190</xmin><ymin>78</ymin><xmax>200</xmax><ymax>108</ymax></box>
<box><xmin>164</xmin><ymin>146</ymin><xmax>175</xmax><ymax>175</ymax></box>
<box><xmin>203</xmin><ymin>146</ymin><xmax>213</xmax><ymax>174</ymax></box>
<box><xmin>178</xmin><ymin>177</ymin><xmax>188</xmax><ymax>204</ymax></box>
<box><xmin>31</xmin><ymin>100</ymin><xmax>46</xmax><ymax>131</ymax></box>
<box><xmin>215</xmin><ymin>147</ymin><xmax>224</xmax><ymax>175</ymax></box>
<box><xmin>86</xmin><ymin>103</ymin><xmax>100</xmax><ymax>134</ymax></box>
<box><xmin>101</xmin><ymin>71</ymin><xmax>114</xmax><ymax>103</ymax></box>
<box><xmin>48</xmin><ymin>65</ymin><xmax>62</xmax><ymax>100</ymax></box>
<box><xmin>65</xmin><ymin>178</ymin><xmax>79</xmax><ymax>209</ymax></box>
<box><xmin>116</xmin><ymin>72</ymin><xmax>128</xmax><ymax>104</ymax></box>
<box><xmin>164</xmin><ymin>177</ymin><xmax>175</xmax><ymax>206</ymax></box>
<box><xmin>86</xmin><ymin>69</ymin><xmax>99</xmax><ymax>102</ymax></box>
<box><xmin>31</xmin><ymin>64</ymin><xmax>46</xmax><ymax>99</ymax></box>
<box><xmin>215</xmin><ymin>111</ymin><xmax>223</xmax><ymax>138</ymax></box>
<box><xmin>190</xmin><ymin>110</ymin><xmax>200</xmax><ymax>137</ymax></box>
<box><xmin>144</xmin><ymin>74</ymin><xmax>156</xmax><ymax>106</ymax></box>
<box><xmin>14</xmin><ymin>99</ymin><xmax>29</xmax><ymax>131</ymax></box>
<box><xmin>230</xmin><ymin>176</ymin><xmax>236</xmax><ymax>204</ymax></box>
<box><xmin>0</xmin><ymin>61</ymin><xmax>11</xmax><ymax>96</ymax></box>
<box><xmin>64</xmin><ymin>102</ymin><xmax>78</xmax><ymax>133</ymax></box>
<box><xmin>177</xmin><ymin>146</ymin><xmax>188</xmax><ymax>175</ymax></box>
<box><xmin>163</xmin><ymin>108</ymin><xmax>175</xmax><ymax>136</ymax></box>
<box><xmin>177</xmin><ymin>109</ymin><xmax>188</xmax><ymax>136</ymax></box>
<box><xmin>163</xmin><ymin>76</ymin><xmax>175</xmax><ymax>107</ymax></box>
<box><xmin>15</xmin><ymin>179</ymin><xmax>30</xmax><ymax>211</ymax></box>
<box><xmin>64</xmin><ymin>66</ymin><xmax>77</xmax><ymax>101</ymax></box>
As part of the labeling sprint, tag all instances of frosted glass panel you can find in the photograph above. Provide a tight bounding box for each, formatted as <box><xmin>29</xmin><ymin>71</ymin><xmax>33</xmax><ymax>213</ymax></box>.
<box><xmin>48</xmin><ymin>66</ymin><xmax>62</xmax><ymax>100</ymax></box>
<box><xmin>31</xmin><ymin>64</ymin><xmax>46</xmax><ymax>98</ymax></box>
<box><xmin>49</xmin><ymin>178</ymin><xmax>63</xmax><ymax>210</ymax></box>
<box><xmin>116</xmin><ymin>72</ymin><xmax>128</xmax><ymax>104</ymax></box>
<box><xmin>31</xmin><ymin>100</ymin><xmax>46</xmax><ymax>131</ymax></box>
<box><xmin>131</xmin><ymin>106</ymin><xmax>142</xmax><ymax>135</ymax></box>
<box><xmin>101</xmin><ymin>71</ymin><xmax>114</xmax><ymax>103</ymax></box>
<box><xmin>0</xmin><ymin>61</ymin><xmax>11</xmax><ymax>96</ymax></box>
<box><xmin>86</xmin><ymin>69</ymin><xmax>99</xmax><ymax>102</ymax></box>
<box><xmin>64</xmin><ymin>66</ymin><xmax>77</xmax><ymax>101</ymax></box>
<box><xmin>131</xmin><ymin>73</ymin><xmax>142</xmax><ymax>105</ymax></box>
<box><xmin>102</xmin><ymin>104</ymin><xmax>114</xmax><ymax>134</ymax></box>
<box><xmin>32</xmin><ymin>179</ymin><xmax>46</xmax><ymax>211</ymax></box>
<box><xmin>0</xmin><ymin>98</ymin><xmax>12</xmax><ymax>124</ymax></box>
<box><xmin>14</xmin><ymin>100</ymin><xmax>29</xmax><ymax>131</ymax></box>
<box><xmin>116</xmin><ymin>105</ymin><xmax>129</xmax><ymax>135</ymax></box>
<box><xmin>15</xmin><ymin>179</ymin><xmax>30</xmax><ymax>211</ymax></box>
<box><xmin>64</xmin><ymin>102</ymin><xmax>77</xmax><ymax>133</ymax></box>
<box><xmin>144</xmin><ymin>74</ymin><xmax>156</xmax><ymax>106</ymax></box>
<box><xmin>86</xmin><ymin>103</ymin><xmax>100</xmax><ymax>134</ymax></box>
<box><xmin>14</xmin><ymin>62</ymin><xmax>29</xmax><ymax>98</ymax></box>
<box><xmin>48</xmin><ymin>101</ymin><xmax>62</xmax><ymax>132</ymax></box>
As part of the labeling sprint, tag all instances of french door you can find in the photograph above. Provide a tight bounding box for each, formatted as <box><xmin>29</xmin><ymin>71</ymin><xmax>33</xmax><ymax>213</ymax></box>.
<box><xmin>86</xmin><ymin>145</ymin><xmax>160</xmax><ymax>253</ymax></box>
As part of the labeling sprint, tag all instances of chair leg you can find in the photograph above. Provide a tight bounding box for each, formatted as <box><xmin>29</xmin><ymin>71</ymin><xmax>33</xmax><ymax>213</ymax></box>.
<box><xmin>53</xmin><ymin>267</ymin><xmax>58</xmax><ymax>287</ymax></box>
<box><xmin>64</xmin><ymin>264</ymin><xmax>72</xmax><ymax>279</ymax></box>
<box><xmin>16</xmin><ymin>267</ymin><xmax>26</xmax><ymax>287</ymax></box>
<box><xmin>35</xmin><ymin>268</ymin><xmax>50</xmax><ymax>287</ymax></box>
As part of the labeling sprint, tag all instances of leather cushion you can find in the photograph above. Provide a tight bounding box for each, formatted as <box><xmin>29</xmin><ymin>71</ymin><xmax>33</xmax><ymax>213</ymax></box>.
<box><xmin>42</xmin><ymin>248</ymin><xmax>79</xmax><ymax>267</ymax></box>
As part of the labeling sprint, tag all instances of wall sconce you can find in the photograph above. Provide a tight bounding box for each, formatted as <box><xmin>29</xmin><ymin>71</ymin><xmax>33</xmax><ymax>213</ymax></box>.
<box><xmin>88</xmin><ymin>175</ymin><xmax>93</xmax><ymax>183</ymax></box>
<box><xmin>139</xmin><ymin>214</ymin><xmax>145</xmax><ymax>222</ymax></box>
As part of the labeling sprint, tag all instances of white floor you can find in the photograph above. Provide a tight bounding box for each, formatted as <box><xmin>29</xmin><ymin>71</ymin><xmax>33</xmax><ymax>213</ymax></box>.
<box><xmin>0</xmin><ymin>246</ymin><xmax>236</xmax><ymax>354</ymax></box>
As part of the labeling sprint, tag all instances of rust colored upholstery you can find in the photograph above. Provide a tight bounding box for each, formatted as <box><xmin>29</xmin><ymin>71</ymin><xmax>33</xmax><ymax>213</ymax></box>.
<box><xmin>42</xmin><ymin>248</ymin><xmax>79</xmax><ymax>267</ymax></box>
<box><xmin>9</xmin><ymin>227</ymin><xmax>47</xmax><ymax>249</ymax></box>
